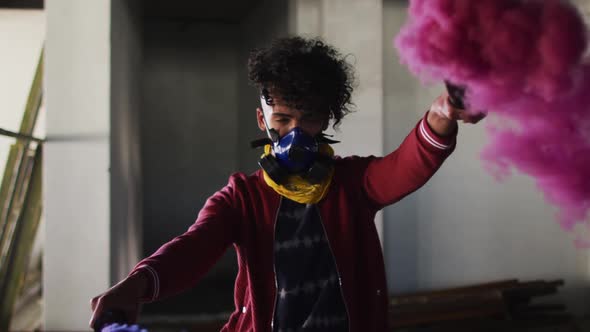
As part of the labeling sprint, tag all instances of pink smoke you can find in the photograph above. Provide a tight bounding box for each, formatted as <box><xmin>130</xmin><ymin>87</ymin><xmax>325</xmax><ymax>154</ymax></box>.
<box><xmin>395</xmin><ymin>0</ymin><xmax>590</xmax><ymax>239</ymax></box>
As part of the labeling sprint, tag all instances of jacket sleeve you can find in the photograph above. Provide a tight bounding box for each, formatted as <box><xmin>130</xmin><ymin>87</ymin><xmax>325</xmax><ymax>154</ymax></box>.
<box><xmin>363</xmin><ymin>111</ymin><xmax>457</xmax><ymax>209</ymax></box>
<box><xmin>128</xmin><ymin>175</ymin><xmax>242</xmax><ymax>302</ymax></box>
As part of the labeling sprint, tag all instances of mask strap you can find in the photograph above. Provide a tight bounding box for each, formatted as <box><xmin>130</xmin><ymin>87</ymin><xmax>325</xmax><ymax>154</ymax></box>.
<box><xmin>260</xmin><ymin>96</ymin><xmax>279</xmax><ymax>142</ymax></box>
<box><xmin>316</xmin><ymin>133</ymin><xmax>340</xmax><ymax>144</ymax></box>
<box><xmin>250</xmin><ymin>137</ymin><xmax>273</xmax><ymax>149</ymax></box>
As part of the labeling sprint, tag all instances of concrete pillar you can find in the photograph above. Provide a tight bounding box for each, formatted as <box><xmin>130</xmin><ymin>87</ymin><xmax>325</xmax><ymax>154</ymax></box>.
<box><xmin>44</xmin><ymin>0</ymin><xmax>111</xmax><ymax>330</ymax></box>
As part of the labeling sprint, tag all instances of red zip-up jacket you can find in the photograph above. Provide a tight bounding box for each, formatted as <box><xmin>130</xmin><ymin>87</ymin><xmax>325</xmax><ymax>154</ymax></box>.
<box><xmin>130</xmin><ymin>113</ymin><xmax>456</xmax><ymax>331</ymax></box>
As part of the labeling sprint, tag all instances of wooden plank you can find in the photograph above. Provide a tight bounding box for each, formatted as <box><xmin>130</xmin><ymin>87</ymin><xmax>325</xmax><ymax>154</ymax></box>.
<box><xmin>391</xmin><ymin>279</ymin><xmax>519</xmax><ymax>306</ymax></box>
<box><xmin>0</xmin><ymin>146</ymin><xmax>43</xmax><ymax>332</ymax></box>
<box><xmin>0</xmin><ymin>49</ymin><xmax>44</xmax><ymax>262</ymax></box>
<box><xmin>388</xmin><ymin>279</ymin><xmax>568</xmax><ymax>330</ymax></box>
<box><xmin>0</xmin><ymin>145</ymin><xmax>19</xmax><ymax>239</ymax></box>
<box><xmin>19</xmin><ymin>49</ymin><xmax>44</xmax><ymax>136</ymax></box>
<box><xmin>0</xmin><ymin>48</ymin><xmax>44</xmax><ymax>331</ymax></box>
<box><xmin>0</xmin><ymin>143</ymin><xmax>30</xmax><ymax>282</ymax></box>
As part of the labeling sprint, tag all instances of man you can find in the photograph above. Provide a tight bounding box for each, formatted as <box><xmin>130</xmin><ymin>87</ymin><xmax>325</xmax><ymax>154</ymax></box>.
<box><xmin>90</xmin><ymin>36</ymin><xmax>482</xmax><ymax>332</ymax></box>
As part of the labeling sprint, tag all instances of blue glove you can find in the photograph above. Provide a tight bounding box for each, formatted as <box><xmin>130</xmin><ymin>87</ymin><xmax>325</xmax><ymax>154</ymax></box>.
<box><xmin>101</xmin><ymin>323</ymin><xmax>148</xmax><ymax>332</ymax></box>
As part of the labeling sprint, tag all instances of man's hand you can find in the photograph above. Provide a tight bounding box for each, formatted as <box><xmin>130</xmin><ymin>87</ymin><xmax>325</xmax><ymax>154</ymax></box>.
<box><xmin>89</xmin><ymin>271</ymin><xmax>149</xmax><ymax>329</ymax></box>
<box><xmin>427</xmin><ymin>92</ymin><xmax>486</xmax><ymax>136</ymax></box>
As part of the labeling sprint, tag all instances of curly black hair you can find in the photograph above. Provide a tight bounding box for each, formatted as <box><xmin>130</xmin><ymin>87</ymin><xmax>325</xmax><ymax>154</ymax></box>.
<box><xmin>248</xmin><ymin>36</ymin><xmax>355</xmax><ymax>129</ymax></box>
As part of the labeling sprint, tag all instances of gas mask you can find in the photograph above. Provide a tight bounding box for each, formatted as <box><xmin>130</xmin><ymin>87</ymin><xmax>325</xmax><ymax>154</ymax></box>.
<box><xmin>272</xmin><ymin>126</ymin><xmax>319</xmax><ymax>173</ymax></box>
<box><xmin>251</xmin><ymin>95</ymin><xmax>338</xmax><ymax>185</ymax></box>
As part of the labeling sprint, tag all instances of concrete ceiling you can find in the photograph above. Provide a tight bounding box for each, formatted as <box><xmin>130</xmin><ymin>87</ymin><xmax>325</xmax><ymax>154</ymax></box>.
<box><xmin>0</xmin><ymin>0</ymin><xmax>43</xmax><ymax>9</ymax></box>
<box><xmin>142</xmin><ymin>0</ymin><xmax>263</xmax><ymax>22</ymax></box>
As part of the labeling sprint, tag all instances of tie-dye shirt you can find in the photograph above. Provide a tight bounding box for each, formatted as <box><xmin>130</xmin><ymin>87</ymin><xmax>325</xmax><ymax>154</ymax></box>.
<box><xmin>273</xmin><ymin>198</ymin><xmax>349</xmax><ymax>332</ymax></box>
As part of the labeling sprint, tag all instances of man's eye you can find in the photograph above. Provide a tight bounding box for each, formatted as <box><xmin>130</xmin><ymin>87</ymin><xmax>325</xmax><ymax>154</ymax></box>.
<box><xmin>276</xmin><ymin>119</ymin><xmax>289</xmax><ymax>123</ymax></box>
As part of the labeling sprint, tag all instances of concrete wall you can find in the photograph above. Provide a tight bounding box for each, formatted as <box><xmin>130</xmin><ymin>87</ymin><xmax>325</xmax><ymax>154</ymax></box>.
<box><xmin>44</xmin><ymin>0</ymin><xmax>111</xmax><ymax>330</ymax></box>
<box><xmin>381</xmin><ymin>0</ymin><xmax>423</xmax><ymax>293</ymax></box>
<box><xmin>382</xmin><ymin>0</ymin><xmax>590</xmax><ymax>314</ymax></box>
<box><xmin>110</xmin><ymin>0</ymin><xmax>143</xmax><ymax>284</ymax></box>
<box><xmin>139</xmin><ymin>19</ymin><xmax>240</xmax><ymax>315</ymax></box>
<box><xmin>574</xmin><ymin>0</ymin><xmax>590</xmax><ymax>23</ymax></box>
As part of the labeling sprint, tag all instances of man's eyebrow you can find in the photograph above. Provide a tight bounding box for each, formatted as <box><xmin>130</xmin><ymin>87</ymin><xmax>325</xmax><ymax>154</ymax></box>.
<box><xmin>272</xmin><ymin>112</ymin><xmax>294</xmax><ymax>117</ymax></box>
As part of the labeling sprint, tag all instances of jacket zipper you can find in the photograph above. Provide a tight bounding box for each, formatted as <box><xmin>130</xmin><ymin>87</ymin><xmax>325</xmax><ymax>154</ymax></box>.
<box><xmin>270</xmin><ymin>196</ymin><xmax>282</xmax><ymax>332</ymax></box>
<box><xmin>315</xmin><ymin>205</ymin><xmax>351</xmax><ymax>332</ymax></box>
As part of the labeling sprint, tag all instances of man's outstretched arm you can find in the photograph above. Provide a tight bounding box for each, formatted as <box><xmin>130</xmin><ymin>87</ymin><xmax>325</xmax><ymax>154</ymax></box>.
<box><xmin>363</xmin><ymin>93</ymin><xmax>484</xmax><ymax>209</ymax></box>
